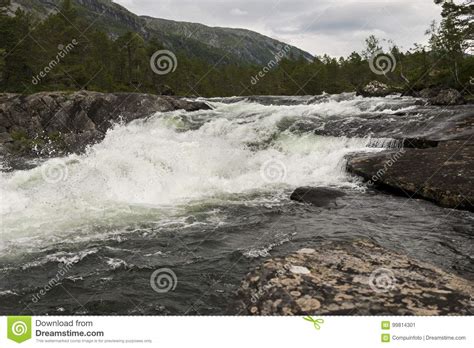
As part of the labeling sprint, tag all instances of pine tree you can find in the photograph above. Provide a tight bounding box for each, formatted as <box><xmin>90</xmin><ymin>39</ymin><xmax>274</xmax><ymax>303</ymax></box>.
<box><xmin>428</xmin><ymin>0</ymin><xmax>473</xmax><ymax>86</ymax></box>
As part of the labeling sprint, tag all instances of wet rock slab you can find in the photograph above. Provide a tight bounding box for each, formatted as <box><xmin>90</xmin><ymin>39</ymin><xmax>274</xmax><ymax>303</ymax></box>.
<box><xmin>0</xmin><ymin>91</ymin><xmax>210</xmax><ymax>155</ymax></box>
<box><xmin>290</xmin><ymin>187</ymin><xmax>346</xmax><ymax>207</ymax></box>
<box><xmin>237</xmin><ymin>240</ymin><xmax>473</xmax><ymax>315</ymax></box>
<box><xmin>347</xmin><ymin>141</ymin><xmax>474</xmax><ymax>211</ymax></box>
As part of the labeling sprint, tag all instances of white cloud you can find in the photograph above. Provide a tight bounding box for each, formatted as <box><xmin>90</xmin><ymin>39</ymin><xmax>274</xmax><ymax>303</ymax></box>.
<box><xmin>230</xmin><ymin>8</ymin><xmax>248</xmax><ymax>16</ymax></box>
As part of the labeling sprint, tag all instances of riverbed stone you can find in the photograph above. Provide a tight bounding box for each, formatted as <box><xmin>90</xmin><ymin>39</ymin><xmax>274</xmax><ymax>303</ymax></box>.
<box><xmin>237</xmin><ymin>240</ymin><xmax>473</xmax><ymax>315</ymax></box>
<box><xmin>290</xmin><ymin>187</ymin><xmax>346</xmax><ymax>207</ymax></box>
<box><xmin>347</xmin><ymin>141</ymin><xmax>474</xmax><ymax>211</ymax></box>
<box><xmin>429</xmin><ymin>88</ymin><xmax>465</xmax><ymax>106</ymax></box>
<box><xmin>358</xmin><ymin>80</ymin><xmax>392</xmax><ymax>97</ymax></box>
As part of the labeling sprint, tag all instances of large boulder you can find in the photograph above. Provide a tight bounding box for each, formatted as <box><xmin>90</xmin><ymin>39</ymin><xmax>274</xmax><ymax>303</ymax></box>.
<box><xmin>419</xmin><ymin>87</ymin><xmax>440</xmax><ymax>99</ymax></box>
<box><xmin>237</xmin><ymin>240</ymin><xmax>473</xmax><ymax>315</ymax></box>
<box><xmin>429</xmin><ymin>88</ymin><xmax>465</xmax><ymax>106</ymax></box>
<box><xmin>346</xmin><ymin>141</ymin><xmax>474</xmax><ymax>211</ymax></box>
<box><xmin>358</xmin><ymin>80</ymin><xmax>391</xmax><ymax>97</ymax></box>
<box><xmin>0</xmin><ymin>91</ymin><xmax>211</xmax><ymax>156</ymax></box>
<box><xmin>290</xmin><ymin>187</ymin><xmax>346</xmax><ymax>207</ymax></box>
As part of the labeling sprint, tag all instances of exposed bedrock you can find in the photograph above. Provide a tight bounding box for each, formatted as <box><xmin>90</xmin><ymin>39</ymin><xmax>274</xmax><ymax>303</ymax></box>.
<box><xmin>344</xmin><ymin>98</ymin><xmax>473</xmax><ymax>211</ymax></box>
<box><xmin>237</xmin><ymin>240</ymin><xmax>473</xmax><ymax>315</ymax></box>
<box><xmin>0</xmin><ymin>91</ymin><xmax>210</xmax><ymax>156</ymax></box>
<box><xmin>347</xmin><ymin>141</ymin><xmax>474</xmax><ymax>212</ymax></box>
<box><xmin>308</xmin><ymin>106</ymin><xmax>473</xmax><ymax>141</ymax></box>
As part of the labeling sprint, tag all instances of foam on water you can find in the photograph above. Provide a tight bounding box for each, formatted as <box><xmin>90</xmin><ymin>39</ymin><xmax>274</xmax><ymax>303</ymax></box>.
<box><xmin>0</xmin><ymin>96</ymin><xmax>401</xmax><ymax>243</ymax></box>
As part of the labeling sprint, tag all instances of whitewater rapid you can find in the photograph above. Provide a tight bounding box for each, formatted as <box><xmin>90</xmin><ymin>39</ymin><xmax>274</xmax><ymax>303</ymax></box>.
<box><xmin>2</xmin><ymin>94</ymin><xmax>473</xmax><ymax>315</ymax></box>
<box><xmin>0</xmin><ymin>96</ymin><xmax>406</xmax><ymax>243</ymax></box>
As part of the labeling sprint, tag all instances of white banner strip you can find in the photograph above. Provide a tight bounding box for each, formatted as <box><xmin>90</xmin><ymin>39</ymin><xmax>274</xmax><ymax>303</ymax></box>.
<box><xmin>0</xmin><ymin>316</ymin><xmax>472</xmax><ymax>347</ymax></box>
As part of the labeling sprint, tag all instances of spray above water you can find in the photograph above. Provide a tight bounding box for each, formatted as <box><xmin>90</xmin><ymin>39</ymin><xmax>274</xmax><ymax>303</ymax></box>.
<box><xmin>0</xmin><ymin>95</ymin><xmax>405</xmax><ymax>240</ymax></box>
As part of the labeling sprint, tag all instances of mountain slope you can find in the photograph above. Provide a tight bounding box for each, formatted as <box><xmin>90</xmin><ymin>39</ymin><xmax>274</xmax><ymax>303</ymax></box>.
<box><xmin>142</xmin><ymin>17</ymin><xmax>314</xmax><ymax>65</ymax></box>
<box><xmin>8</xmin><ymin>0</ymin><xmax>314</xmax><ymax>65</ymax></box>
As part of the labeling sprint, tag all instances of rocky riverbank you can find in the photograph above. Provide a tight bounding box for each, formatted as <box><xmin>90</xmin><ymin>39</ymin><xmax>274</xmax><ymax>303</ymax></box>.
<box><xmin>347</xmin><ymin>86</ymin><xmax>473</xmax><ymax>211</ymax></box>
<box><xmin>237</xmin><ymin>240</ymin><xmax>473</xmax><ymax>315</ymax></box>
<box><xmin>0</xmin><ymin>91</ymin><xmax>210</xmax><ymax>158</ymax></box>
<box><xmin>359</xmin><ymin>81</ymin><xmax>467</xmax><ymax>106</ymax></box>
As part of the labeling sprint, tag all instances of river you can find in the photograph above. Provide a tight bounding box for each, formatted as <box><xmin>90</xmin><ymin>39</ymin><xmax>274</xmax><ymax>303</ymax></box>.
<box><xmin>0</xmin><ymin>94</ymin><xmax>472</xmax><ymax>314</ymax></box>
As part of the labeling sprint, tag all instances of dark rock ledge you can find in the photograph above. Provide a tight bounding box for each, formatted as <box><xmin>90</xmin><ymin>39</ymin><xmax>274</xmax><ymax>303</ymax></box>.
<box><xmin>237</xmin><ymin>240</ymin><xmax>473</xmax><ymax>315</ymax></box>
<box><xmin>290</xmin><ymin>187</ymin><xmax>346</xmax><ymax>207</ymax></box>
<box><xmin>347</xmin><ymin>141</ymin><xmax>474</xmax><ymax>212</ymax></box>
<box><xmin>0</xmin><ymin>91</ymin><xmax>210</xmax><ymax>157</ymax></box>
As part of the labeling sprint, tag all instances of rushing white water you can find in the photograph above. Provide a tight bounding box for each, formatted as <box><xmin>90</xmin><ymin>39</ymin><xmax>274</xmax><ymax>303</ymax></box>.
<box><xmin>0</xmin><ymin>97</ymin><xmax>404</xmax><ymax>242</ymax></box>
<box><xmin>1</xmin><ymin>95</ymin><xmax>473</xmax><ymax>316</ymax></box>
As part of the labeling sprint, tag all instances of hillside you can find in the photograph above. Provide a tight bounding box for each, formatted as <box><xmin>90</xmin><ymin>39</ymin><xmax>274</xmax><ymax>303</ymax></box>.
<box><xmin>8</xmin><ymin>0</ymin><xmax>314</xmax><ymax>65</ymax></box>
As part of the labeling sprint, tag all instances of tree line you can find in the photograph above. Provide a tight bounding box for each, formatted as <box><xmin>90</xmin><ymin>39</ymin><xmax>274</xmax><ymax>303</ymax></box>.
<box><xmin>0</xmin><ymin>0</ymin><xmax>472</xmax><ymax>97</ymax></box>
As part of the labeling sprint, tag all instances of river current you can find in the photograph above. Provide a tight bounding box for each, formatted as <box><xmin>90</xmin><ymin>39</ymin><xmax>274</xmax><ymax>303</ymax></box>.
<box><xmin>0</xmin><ymin>94</ymin><xmax>472</xmax><ymax>314</ymax></box>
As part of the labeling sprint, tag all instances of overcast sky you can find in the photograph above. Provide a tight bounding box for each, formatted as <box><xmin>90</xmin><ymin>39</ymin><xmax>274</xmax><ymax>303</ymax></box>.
<box><xmin>114</xmin><ymin>0</ymin><xmax>441</xmax><ymax>57</ymax></box>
